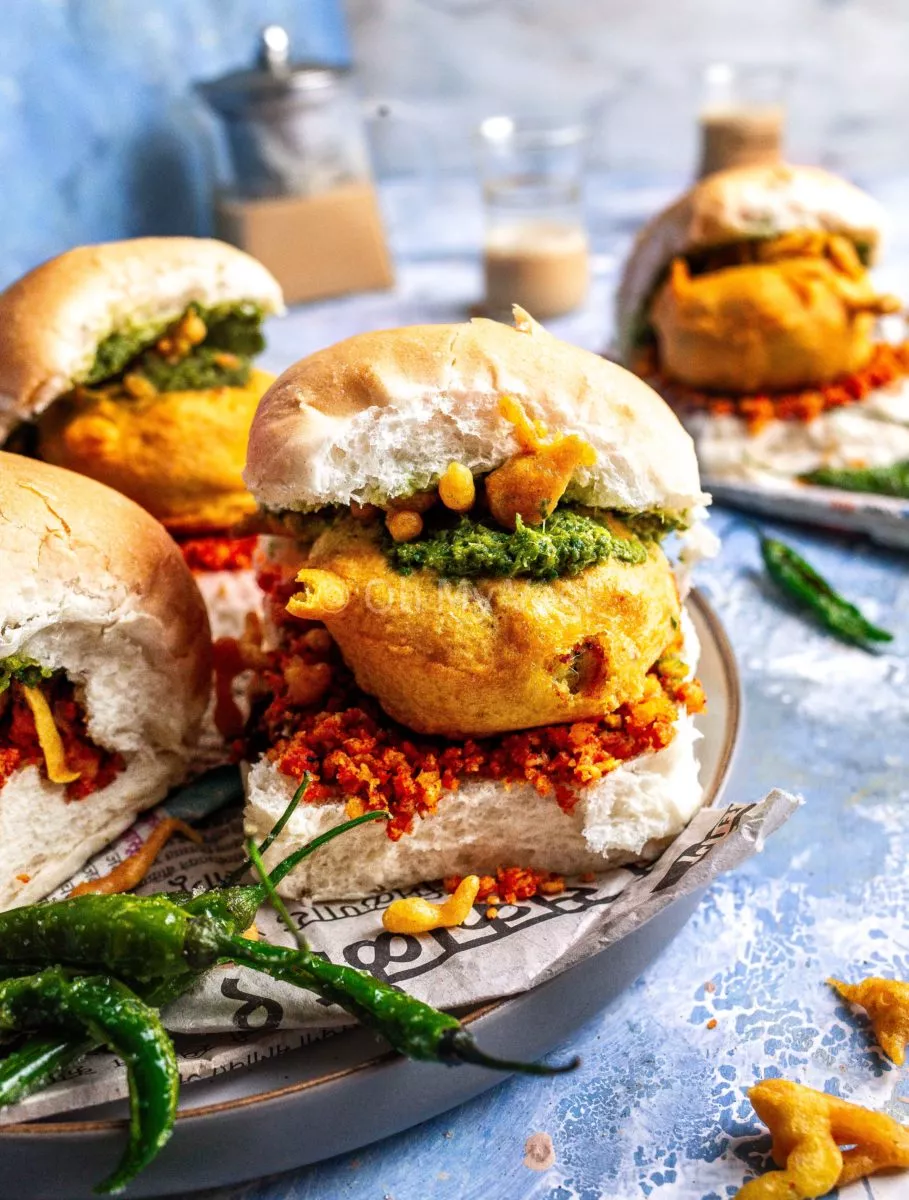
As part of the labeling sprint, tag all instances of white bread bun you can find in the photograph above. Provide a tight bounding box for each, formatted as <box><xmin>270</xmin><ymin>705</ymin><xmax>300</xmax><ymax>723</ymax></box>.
<box><xmin>0</xmin><ymin>453</ymin><xmax>212</xmax><ymax>907</ymax></box>
<box><xmin>0</xmin><ymin>237</ymin><xmax>284</xmax><ymax>439</ymax></box>
<box><xmin>615</xmin><ymin>164</ymin><xmax>886</xmax><ymax>362</ymax></box>
<box><xmin>681</xmin><ymin>379</ymin><xmax>909</xmax><ymax>483</ymax></box>
<box><xmin>192</xmin><ymin>569</ymin><xmax>263</xmax><ymax>641</ymax></box>
<box><xmin>245</xmin><ymin>307</ymin><xmax>707</xmax><ymax>519</ymax></box>
<box><xmin>245</xmin><ymin>609</ymin><xmax>702</xmax><ymax>900</ymax></box>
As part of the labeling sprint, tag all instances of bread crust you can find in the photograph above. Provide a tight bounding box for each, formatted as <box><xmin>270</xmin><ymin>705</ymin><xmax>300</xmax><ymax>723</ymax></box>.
<box><xmin>0</xmin><ymin>451</ymin><xmax>211</xmax><ymax>716</ymax></box>
<box><xmin>246</xmin><ymin>711</ymin><xmax>703</xmax><ymax>900</ymax></box>
<box><xmin>245</xmin><ymin>308</ymin><xmax>706</xmax><ymax>518</ymax></box>
<box><xmin>0</xmin><ymin>238</ymin><xmax>283</xmax><ymax>437</ymax></box>
<box><xmin>615</xmin><ymin>164</ymin><xmax>885</xmax><ymax>361</ymax></box>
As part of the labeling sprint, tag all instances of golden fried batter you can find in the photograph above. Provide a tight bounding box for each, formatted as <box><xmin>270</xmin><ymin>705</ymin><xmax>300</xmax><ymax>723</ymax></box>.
<box><xmin>485</xmin><ymin>395</ymin><xmax>597</xmax><ymax>529</ymax></box>
<box><xmin>736</xmin><ymin>1078</ymin><xmax>909</xmax><ymax>1198</ymax></box>
<box><xmin>37</xmin><ymin>369</ymin><xmax>273</xmax><ymax>533</ymax></box>
<box><xmin>831</xmin><ymin>976</ymin><xmax>909</xmax><ymax>1065</ymax></box>
<box><xmin>295</xmin><ymin>517</ymin><xmax>680</xmax><ymax>738</ymax></box>
<box><xmin>651</xmin><ymin>254</ymin><xmax>899</xmax><ymax>394</ymax></box>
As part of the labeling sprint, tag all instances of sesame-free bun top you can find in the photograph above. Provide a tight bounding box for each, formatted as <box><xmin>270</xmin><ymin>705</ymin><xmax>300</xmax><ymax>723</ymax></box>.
<box><xmin>0</xmin><ymin>237</ymin><xmax>284</xmax><ymax>439</ymax></box>
<box><xmin>245</xmin><ymin>307</ymin><xmax>707</xmax><ymax>519</ymax></box>
<box><xmin>0</xmin><ymin>451</ymin><xmax>211</xmax><ymax>750</ymax></box>
<box><xmin>615</xmin><ymin>163</ymin><xmax>886</xmax><ymax>361</ymax></box>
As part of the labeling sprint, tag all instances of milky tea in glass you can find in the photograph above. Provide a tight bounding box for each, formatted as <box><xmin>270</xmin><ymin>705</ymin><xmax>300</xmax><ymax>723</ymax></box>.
<box><xmin>478</xmin><ymin>117</ymin><xmax>589</xmax><ymax>319</ymax></box>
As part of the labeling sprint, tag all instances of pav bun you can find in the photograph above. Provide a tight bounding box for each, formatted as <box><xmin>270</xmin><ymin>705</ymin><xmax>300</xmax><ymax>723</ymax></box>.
<box><xmin>0</xmin><ymin>453</ymin><xmax>211</xmax><ymax>907</ymax></box>
<box><xmin>0</xmin><ymin>237</ymin><xmax>284</xmax><ymax>439</ymax></box>
<box><xmin>245</xmin><ymin>307</ymin><xmax>707</xmax><ymax>519</ymax></box>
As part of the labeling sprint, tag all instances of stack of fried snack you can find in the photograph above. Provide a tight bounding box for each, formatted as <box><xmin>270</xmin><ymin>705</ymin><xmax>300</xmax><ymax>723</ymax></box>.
<box><xmin>0</xmin><ymin>238</ymin><xmax>284</xmax><ymax>635</ymax></box>
<box><xmin>228</xmin><ymin>307</ymin><xmax>710</xmax><ymax>900</ymax></box>
<box><xmin>616</xmin><ymin>164</ymin><xmax>909</xmax><ymax>499</ymax></box>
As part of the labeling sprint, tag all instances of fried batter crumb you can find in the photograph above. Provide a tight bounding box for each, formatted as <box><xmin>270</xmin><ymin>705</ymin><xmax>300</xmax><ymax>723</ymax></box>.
<box><xmin>445</xmin><ymin>867</ymin><xmax>566</xmax><ymax>905</ymax></box>
<box><xmin>736</xmin><ymin>1078</ymin><xmax>909</xmax><ymax>1198</ymax></box>
<box><xmin>830</xmin><ymin>976</ymin><xmax>909</xmax><ymax>1065</ymax></box>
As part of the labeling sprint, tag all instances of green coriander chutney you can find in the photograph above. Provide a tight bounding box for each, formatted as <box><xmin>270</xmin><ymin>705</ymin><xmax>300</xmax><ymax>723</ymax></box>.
<box><xmin>387</xmin><ymin>509</ymin><xmax>649</xmax><ymax>582</ymax></box>
<box><xmin>84</xmin><ymin>301</ymin><xmax>266</xmax><ymax>390</ymax></box>
<box><xmin>0</xmin><ymin>655</ymin><xmax>53</xmax><ymax>695</ymax></box>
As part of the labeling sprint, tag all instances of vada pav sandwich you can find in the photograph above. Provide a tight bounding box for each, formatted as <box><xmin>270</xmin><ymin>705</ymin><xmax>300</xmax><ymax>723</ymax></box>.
<box><xmin>616</xmin><ymin>164</ymin><xmax>909</xmax><ymax>497</ymax></box>
<box><xmin>234</xmin><ymin>308</ymin><xmax>709</xmax><ymax>900</ymax></box>
<box><xmin>0</xmin><ymin>453</ymin><xmax>211</xmax><ymax>908</ymax></box>
<box><xmin>0</xmin><ymin>238</ymin><xmax>284</xmax><ymax>632</ymax></box>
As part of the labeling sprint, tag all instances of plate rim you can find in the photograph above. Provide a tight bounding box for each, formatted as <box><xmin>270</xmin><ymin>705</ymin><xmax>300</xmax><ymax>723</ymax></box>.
<box><xmin>0</xmin><ymin>586</ymin><xmax>741</xmax><ymax>1141</ymax></box>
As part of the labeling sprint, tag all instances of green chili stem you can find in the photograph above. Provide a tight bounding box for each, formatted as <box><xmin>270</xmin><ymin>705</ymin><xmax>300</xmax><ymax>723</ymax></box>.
<box><xmin>222</xmin><ymin>773</ymin><xmax>312</xmax><ymax>885</ymax></box>
<box><xmin>439</xmin><ymin>1028</ymin><xmax>580</xmax><ymax>1075</ymax></box>
<box><xmin>265</xmin><ymin>809</ymin><xmax>389</xmax><ymax>889</ymax></box>
<box><xmin>246</xmin><ymin>840</ymin><xmax>307</xmax><ymax>950</ymax></box>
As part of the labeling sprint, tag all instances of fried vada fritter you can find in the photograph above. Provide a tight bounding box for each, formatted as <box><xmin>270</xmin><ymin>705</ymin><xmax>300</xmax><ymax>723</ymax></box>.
<box><xmin>651</xmin><ymin>254</ymin><xmax>899</xmax><ymax>394</ymax></box>
<box><xmin>291</xmin><ymin>516</ymin><xmax>681</xmax><ymax>739</ymax></box>
<box><xmin>36</xmin><ymin>370</ymin><xmax>273</xmax><ymax>534</ymax></box>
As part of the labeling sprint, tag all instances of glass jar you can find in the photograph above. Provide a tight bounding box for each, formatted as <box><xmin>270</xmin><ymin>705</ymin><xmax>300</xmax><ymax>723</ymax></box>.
<box><xmin>477</xmin><ymin>115</ymin><xmax>590</xmax><ymax>319</ymax></box>
<box><xmin>697</xmin><ymin>63</ymin><xmax>789</xmax><ymax>178</ymax></box>
<box><xmin>196</xmin><ymin>25</ymin><xmax>371</xmax><ymax>199</ymax></box>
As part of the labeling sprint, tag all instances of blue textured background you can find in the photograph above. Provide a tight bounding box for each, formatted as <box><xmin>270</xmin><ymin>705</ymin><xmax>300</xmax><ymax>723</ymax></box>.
<box><xmin>0</xmin><ymin>0</ymin><xmax>349</xmax><ymax>285</ymax></box>
<box><xmin>8</xmin><ymin>0</ymin><xmax>909</xmax><ymax>291</ymax></box>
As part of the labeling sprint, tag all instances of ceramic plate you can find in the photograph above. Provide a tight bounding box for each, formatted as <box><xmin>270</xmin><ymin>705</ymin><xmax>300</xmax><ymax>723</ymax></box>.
<box><xmin>0</xmin><ymin>589</ymin><xmax>741</xmax><ymax>1199</ymax></box>
<box><xmin>706</xmin><ymin>477</ymin><xmax>909</xmax><ymax>551</ymax></box>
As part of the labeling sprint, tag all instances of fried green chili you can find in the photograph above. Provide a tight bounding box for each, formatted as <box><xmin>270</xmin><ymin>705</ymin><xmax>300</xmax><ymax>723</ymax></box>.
<box><xmin>0</xmin><ymin>798</ymin><xmax>384</xmax><ymax>1110</ymax></box>
<box><xmin>243</xmin><ymin>831</ymin><xmax>578</xmax><ymax>1075</ymax></box>
<box><xmin>0</xmin><ymin>809</ymin><xmax>390</xmax><ymax>982</ymax></box>
<box><xmin>222</xmin><ymin>936</ymin><xmax>578</xmax><ymax>1075</ymax></box>
<box><xmin>799</xmin><ymin>459</ymin><xmax>909</xmax><ymax>499</ymax></box>
<box><xmin>0</xmin><ymin>1035</ymin><xmax>91</xmax><ymax>1107</ymax></box>
<box><xmin>0</xmin><ymin>966</ymin><xmax>197</xmax><ymax>1109</ymax></box>
<box><xmin>760</xmin><ymin>535</ymin><xmax>894</xmax><ymax>649</ymax></box>
<box><xmin>0</xmin><ymin>794</ymin><xmax>578</xmax><ymax>1194</ymax></box>
<box><xmin>0</xmin><ymin>970</ymin><xmax>178</xmax><ymax>1195</ymax></box>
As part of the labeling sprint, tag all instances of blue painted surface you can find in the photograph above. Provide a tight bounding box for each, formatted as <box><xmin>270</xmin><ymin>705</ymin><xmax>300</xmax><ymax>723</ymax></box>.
<box><xmin>0</xmin><ymin>0</ymin><xmax>349</xmax><ymax>286</ymax></box>
<box><xmin>188</xmin><ymin>182</ymin><xmax>909</xmax><ymax>1199</ymax></box>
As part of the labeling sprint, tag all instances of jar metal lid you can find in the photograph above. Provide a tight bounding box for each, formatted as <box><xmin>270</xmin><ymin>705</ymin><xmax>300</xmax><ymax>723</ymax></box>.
<box><xmin>196</xmin><ymin>25</ymin><xmax>350</xmax><ymax>116</ymax></box>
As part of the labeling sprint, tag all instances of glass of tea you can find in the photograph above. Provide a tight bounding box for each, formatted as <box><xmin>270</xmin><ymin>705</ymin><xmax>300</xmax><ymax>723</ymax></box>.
<box><xmin>476</xmin><ymin>114</ymin><xmax>590</xmax><ymax>319</ymax></box>
<box><xmin>697</xmin><ymin>63</ymin><xmax>790</xmax><ymax>178</ymax></box>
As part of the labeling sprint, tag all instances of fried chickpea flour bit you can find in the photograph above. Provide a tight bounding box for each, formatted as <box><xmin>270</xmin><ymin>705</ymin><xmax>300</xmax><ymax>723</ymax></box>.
<box><xmin>485</xmin><ymin>395</ymin><xmax>596</xmax><ymax>530</ymax></box>
<box><xmin>383</xmin><ymin>876</ymin><xmax>481</xmax><ymax>934</ymax></box>
<box><xmin>0</xmin><ymin>666</ymin><xmax>125</xmax><ymax>801</ymax></box>
<box><xmin>830</xmin><ymin>976</ymin><xmax>909</xmax><ymax>1065</ymax></box>
<box><xmin>736</xmin><ymin>1078</ymin><xmax>909</xmax><ymax>1198</ymax></box>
